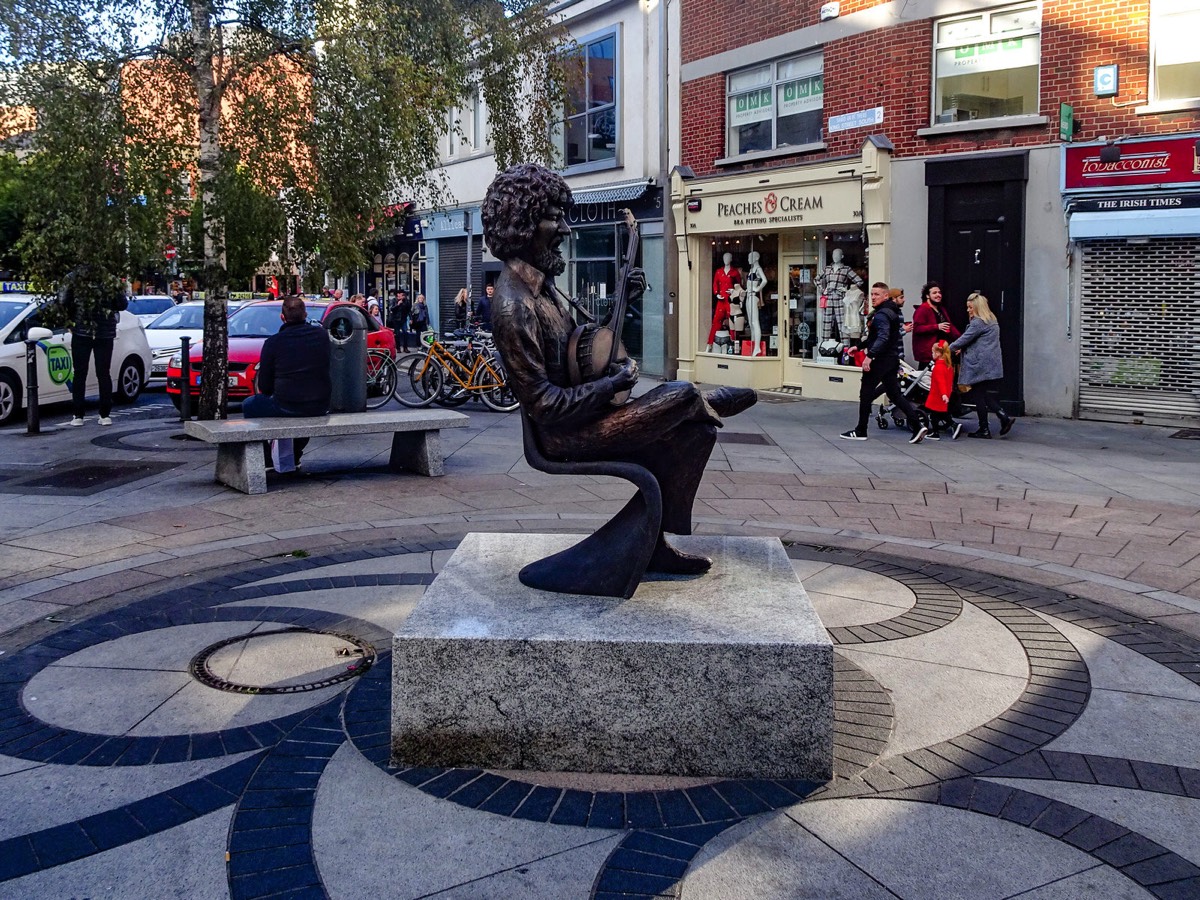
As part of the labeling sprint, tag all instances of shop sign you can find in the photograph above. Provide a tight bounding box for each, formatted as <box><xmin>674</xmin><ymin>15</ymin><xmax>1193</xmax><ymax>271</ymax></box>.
<box><xmin>567</xmin><ymin>191</ymin><xmax>661</xmax><ymax>227</ymax></box>
<box><xmin>778</xmin><ymin>77</ymin><xmax>823</xmax><ymax>117</ymax></box>
<box><xmin>686</xmin><ymin>180</ymin><xmax>861</xmax><ymax>232</ymax></box>
<box><xmin>1063</xmin><ymin>135</ymin><xmax>1200</xmax><ymax>192</ymax></box>
<box><xmin>1071</xmin><ymin>193</ymin><xmax>1200</xmax><ymax>212</ymax></box>
<box><xmin>730</xmin><ymin>89</ymin><xmax>772</xmax><ymax>127</ymax></box>
<box><xmin>936</xmin><ymin>37</ymin><xmax>1037</xmax><ymax>75</ymax></box>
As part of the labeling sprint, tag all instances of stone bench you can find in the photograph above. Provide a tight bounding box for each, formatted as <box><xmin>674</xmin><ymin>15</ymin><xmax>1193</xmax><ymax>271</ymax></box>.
<box><xmin>184</xmin><ymin>410</ymin><xmax>470</xmax><ymax>494</ymax></box>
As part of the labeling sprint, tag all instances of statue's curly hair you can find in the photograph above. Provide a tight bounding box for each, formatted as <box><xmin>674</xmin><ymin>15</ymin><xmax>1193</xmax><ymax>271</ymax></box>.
<box><xmin>481</xmin><ymin>164</ymin><xmax>573</xmax><ymax>262</ymax></box>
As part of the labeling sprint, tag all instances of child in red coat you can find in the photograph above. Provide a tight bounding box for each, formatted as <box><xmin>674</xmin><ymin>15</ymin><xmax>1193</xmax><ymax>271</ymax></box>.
<box><xmin>924</xmin><ymin>340</ymin><xmax>963</xmax><ymax>440</ymax></box>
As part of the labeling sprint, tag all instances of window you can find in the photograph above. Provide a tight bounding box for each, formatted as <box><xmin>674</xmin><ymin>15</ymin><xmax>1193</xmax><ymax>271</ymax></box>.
<box><xmin>555</xmin><ymin>33</ymin><xmax>618</xmax><ymax>169</ymax></box>
<box><xmin>726</xmin><ymin>53</ymin><xmax>823</xmax><ymax>158</ymax></box>
<box><xmin>446</xmin><ymin>87</ymin><xmax>487</xmax><ymax>159</ymax></box>
<box><xmin>932</xmin><ymin>3</ymin><xmax>1040</xmax><ymax>124</ymax></box>
<box><xmin>1152</xmin><ymin>0</ymin><xmax>1200</xmax><ymax>104</ymax></box>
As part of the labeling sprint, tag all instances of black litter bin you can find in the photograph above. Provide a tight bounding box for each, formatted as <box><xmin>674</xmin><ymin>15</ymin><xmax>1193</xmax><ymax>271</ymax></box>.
<box><xmin>325</xmin><ymin>306</ymin><xmax>367</xmax><ymax>413</ymax></box>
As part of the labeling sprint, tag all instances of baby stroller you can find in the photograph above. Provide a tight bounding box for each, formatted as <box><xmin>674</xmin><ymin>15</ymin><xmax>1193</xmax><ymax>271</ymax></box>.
<box><xmin>875</xmin><ymin>359</ymin><xmax>932</xmax><ymax>430</ymax></box>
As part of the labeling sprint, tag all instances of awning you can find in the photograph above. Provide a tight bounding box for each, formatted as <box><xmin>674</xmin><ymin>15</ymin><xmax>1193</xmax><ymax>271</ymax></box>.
<box><xmin>571</xmin><ymin>179</ymin><xmax>653</xmax><ymax>206</ymax></box>
<box><xmin>1069</xmin><ymin>208</ymin><xmax>1200</xmax><ymax>240</ymax></box>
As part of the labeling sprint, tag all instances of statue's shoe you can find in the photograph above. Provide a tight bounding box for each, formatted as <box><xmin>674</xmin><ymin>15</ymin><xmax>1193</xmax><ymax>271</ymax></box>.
<box><xmin>647</xmin><ymin>540</ymin><xmax>712</xmax><ymax>575</ymax></box>
<box><xmin>704</xmin><ymin>386</ymin><xmax>758</xmax><ymax>418</ymax></box>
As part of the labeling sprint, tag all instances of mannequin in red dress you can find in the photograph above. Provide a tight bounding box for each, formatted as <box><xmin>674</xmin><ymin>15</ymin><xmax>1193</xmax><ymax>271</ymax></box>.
<box><xmin>707</xmin><ymin>252</ymin><xmax>741</xmax><ymax>351</ymax></box>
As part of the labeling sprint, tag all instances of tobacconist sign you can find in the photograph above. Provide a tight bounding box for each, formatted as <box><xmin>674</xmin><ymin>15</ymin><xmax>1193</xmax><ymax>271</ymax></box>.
<box><xmin>1063</xmin><ymin>134</ymin><xmax>1200</xmax><ymax>193</ymax></box>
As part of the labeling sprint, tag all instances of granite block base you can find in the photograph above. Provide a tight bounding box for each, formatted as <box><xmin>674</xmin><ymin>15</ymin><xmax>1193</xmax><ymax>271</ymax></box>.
<box><xmin>391</xmin><ymin>533</ymin><xmax>833</xmax><ymax>780</ymax></box>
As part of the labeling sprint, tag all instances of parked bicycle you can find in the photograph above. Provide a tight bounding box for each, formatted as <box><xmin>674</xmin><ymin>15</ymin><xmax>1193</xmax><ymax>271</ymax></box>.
<box><xmin>394</xmin><ymin>328</ymin><xmax>518</xmax><ymax>412</ymax></box>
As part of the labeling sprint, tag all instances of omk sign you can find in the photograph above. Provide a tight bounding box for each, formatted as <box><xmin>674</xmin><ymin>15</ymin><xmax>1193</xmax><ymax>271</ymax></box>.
<box><xmin>717</xmin><ymin>191</ymin><xmax>823</xmax><ymax>226</ymax></box>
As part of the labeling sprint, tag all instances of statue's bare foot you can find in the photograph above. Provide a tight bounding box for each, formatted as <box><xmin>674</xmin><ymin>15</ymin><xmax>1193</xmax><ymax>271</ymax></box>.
<box><xmin>647</xmin><ymin>537</ymin><xmax>712</xmax><ymax>575</ymax></box>
<box><xmin>704</xmin><ymin>386</ymin><xmax>757</xmax><ymax>419</ymax></box>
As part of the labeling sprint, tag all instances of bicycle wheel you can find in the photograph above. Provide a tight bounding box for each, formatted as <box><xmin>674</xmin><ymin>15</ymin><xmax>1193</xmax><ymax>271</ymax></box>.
<box><xmin>395</xmin><ymin>353</ymin><xmax>441</xmax><ymax>408</ymax></box>
<box><xmin>364</xmin><ymin>351</ymin><xmax>398</xmax><ymax>410</ymax></box>
<box><xmin>474</xmin><ymin>362</ymin><xmax>519</xmax><ymax>412</ymax></box>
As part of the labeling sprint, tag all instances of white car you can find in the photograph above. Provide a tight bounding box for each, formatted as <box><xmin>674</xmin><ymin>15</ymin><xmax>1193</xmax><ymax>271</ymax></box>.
<box><xmin>0</xmin><ymin>293</ymin><xmax>153</xmax><ymax>425</ymax></box>
<box><xmin>144</xmin><ymin>300</ymin><xmax>245</xmax><ymax>384</ymax></box>
<box><xmin>126</xmin><ymin>295</ymin><xmax>177</xmax><ymax>327</ymax></box>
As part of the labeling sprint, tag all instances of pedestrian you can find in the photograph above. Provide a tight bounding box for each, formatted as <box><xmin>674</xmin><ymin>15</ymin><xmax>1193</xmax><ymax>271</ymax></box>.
<box><xmin>949</xmin><ymin>291</ymin><xmax>1014</xmax><ymax>439</ymax></box>
<box><xmin>390</xmin><ymin>289</ymin><xmax>412</xmax><ymax>352</ymax></box>
<box><xmin>65</xmin><ymin>268</ymin><xmax>128</xmax><ymax>427</ymax></box>
<box><xmin>243</xmin><ymin>295</ymin><xmax>332</xmax><ymax>470</ymax></box>
<box><xmin>839</xmin><ymin>282</ymin><xmax>929</xmax><ymax>444</ymax></box>
<box><xmin>409</xmin><ymin>293</ymin><xmax>430</xmax><ymax>343</ymax></box>
<box><xmin>911</xmin><ymin>281</ymin><xmax>961</xmax><ymax>367</ymax></box>
<box><xmin>366</xmin><ymin>295</ymin><xmax>381</xmax><ymax>321</ymax></box>
<box><xmin>476</xmin><ymin>283</ymin><xmax>494</xmax><ymax>331</ymax></box>
<box><xmin>452</xmin><ymin>288</ymin><xmax>469</xmax><ymax>330</ymax></box>
<box><xmin>923</xmin><ymin>339</ymin><xmax>963</xmax><ymax>441</ymax></box>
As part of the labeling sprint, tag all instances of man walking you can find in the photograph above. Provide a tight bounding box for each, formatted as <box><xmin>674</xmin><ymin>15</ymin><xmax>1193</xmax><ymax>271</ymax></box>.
<box><xmin>911</xmin><ymin>280</ymin><xmax>960</xmax><ymax>367</ymax></box>
<box><xmin>840</xmin><ymin>283</ymin><xmax>928</xmax><ymax>444</ymax></box>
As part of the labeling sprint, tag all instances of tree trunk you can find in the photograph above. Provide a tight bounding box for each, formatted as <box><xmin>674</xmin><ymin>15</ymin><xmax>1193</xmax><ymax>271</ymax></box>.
<box><xmin>191</xmin><ymin>0</ymin><xmax>229</xmax><ymax>420</ymax></box>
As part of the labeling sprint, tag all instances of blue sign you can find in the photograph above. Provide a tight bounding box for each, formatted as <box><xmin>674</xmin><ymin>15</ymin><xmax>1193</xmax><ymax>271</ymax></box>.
<box><xmin>1094</xmin><ymin>65</ymin><xmax>1118</xmax><ymax>98</ymax></box>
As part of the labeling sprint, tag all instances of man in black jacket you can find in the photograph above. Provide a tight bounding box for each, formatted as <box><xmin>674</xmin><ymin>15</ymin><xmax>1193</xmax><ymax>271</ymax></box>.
<box><xmin>243</xmin><ymin>296</ymin><xmax>331</xmax><ymax>466</ymax></box>
<box><xmin>840</xmin><ymin>283</ymin><xmax>928</xmax><ymax>444</ymax></box>
<box><xmin>65</xmin><ymin>268</ymin><xmax>128</xmax><ymax>427</ymax></box>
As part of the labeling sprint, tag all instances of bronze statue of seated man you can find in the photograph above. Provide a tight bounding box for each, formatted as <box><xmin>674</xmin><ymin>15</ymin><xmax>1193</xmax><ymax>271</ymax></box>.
<box><xmin>481</xmin><ymin>163</ymin><xmax>756</xmax><ymax>585</ymax></box>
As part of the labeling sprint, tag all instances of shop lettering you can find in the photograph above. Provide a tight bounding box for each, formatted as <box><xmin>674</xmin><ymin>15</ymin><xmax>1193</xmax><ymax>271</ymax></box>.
<box><xmin>717</xmin><ymin>195</ymin><xmax>823</xmax><ymax>220</ymax></box>
<box><xmin>1081</xmin><ymin>154</ymin><xmax>1170</xmax><ymax>177</ymax></box>
<box><xmin>1096</xmin><ymin>197</ymin><xmax>1183</xmax><ymax>209</ymax></box>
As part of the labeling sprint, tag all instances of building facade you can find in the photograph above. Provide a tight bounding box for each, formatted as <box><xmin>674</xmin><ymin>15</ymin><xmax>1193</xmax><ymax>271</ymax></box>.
<box><xmin>672</xmin><ymin>0</ymin><xmax>1200</xmax><ymax>422</ymax></box>
<box><xmin>410</xmin><ymin>0</ymin><xmax>680</xmax><ymax>376</ymax></box>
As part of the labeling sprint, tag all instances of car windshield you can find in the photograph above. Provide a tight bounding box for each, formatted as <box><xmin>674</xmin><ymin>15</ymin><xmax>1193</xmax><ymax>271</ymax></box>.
<box><xmin>148</xmin><ymin>304</ymin><xmax>204</xmax><ymax>330</ymax></box>
<box><xmin>227</xmin><ymin>303</ymin><xmax>327</xmax><ymax>337</ymax></box>
<box><xmin>0</xmin><ymin>299</ymin><xmax>31</xmax><ymax>331</ymax></box>
<box><xmin>128</xmin><ymin>297</ymin><xmax>174</xmax><ymax>316</ymax></box>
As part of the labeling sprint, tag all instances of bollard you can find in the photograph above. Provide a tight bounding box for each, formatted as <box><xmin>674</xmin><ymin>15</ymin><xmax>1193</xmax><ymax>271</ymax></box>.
<box><xmin>24</xmin><ymin>339</ymin><xmax>40</xmax><ymax>435</ymax></box>
<box><xmin>179</xmin><ymin>336</ymin><xmax>191</xmax><ymax>421</ymax></box>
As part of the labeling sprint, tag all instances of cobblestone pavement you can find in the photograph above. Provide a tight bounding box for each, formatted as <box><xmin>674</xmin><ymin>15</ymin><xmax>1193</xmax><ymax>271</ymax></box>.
<box><xmin>1</xmin><ymin>392</ymin><xmax>1199</xmax><ymax>899</ymax></box>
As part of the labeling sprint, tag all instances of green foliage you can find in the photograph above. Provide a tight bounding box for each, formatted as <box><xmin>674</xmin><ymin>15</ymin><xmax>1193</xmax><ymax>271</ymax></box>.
<box><xmin>0</xmin><ymin>155</ymin><xmax>25</xmax><ymax>273</ymax></box>
<box><xmin>0</xmin><ymin>0</ymin><xmax>567</xmax><ymax>416</ymax></box>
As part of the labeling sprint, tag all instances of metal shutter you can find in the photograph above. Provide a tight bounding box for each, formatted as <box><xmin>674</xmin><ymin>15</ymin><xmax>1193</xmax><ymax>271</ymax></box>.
<box><xmin>436</xmin><ymin>237</ymin><xmax>484</xmax><ymax>329</ymax></box>
<box><xmin>1078</xmin><ymin>238</ymin><xmax>1200</xmax><ymax>426</ymax></box>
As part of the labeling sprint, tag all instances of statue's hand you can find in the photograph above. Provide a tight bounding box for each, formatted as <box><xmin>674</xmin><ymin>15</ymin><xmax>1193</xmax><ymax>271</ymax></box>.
<box><xmin>625</xmin><ymin>267</ymin><xmax>646</xmax><ymax>305</ymax></box>
<box><xmin>608</xmin><ymin>357</ymin><xmax>639</xmax><ymax>393</ymax></box>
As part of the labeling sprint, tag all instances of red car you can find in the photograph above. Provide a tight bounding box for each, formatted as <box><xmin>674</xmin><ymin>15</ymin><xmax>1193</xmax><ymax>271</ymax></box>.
<box><xmin>166</xmin><ymin>300</ymin><xmax>396</xmax><ymax>409</ymax></box>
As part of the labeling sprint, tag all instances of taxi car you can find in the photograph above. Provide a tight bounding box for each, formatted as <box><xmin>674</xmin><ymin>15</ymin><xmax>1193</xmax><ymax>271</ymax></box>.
<box><xmin>144</xmin><ymin>300</ymin><xmax>242</xmax><ymax>384</ymax></box>
<box><xmin>0</xmin><ymin>293</ymin><xmax>153</xmax><ymax>425</ymax></box>
<box><xmin>165</xmin><ymin>299</ymin><xmax>396</xmax><ymax>409</ymax></box>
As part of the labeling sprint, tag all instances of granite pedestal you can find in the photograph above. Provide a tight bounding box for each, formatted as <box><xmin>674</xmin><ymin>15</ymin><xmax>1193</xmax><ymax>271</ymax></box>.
<box><xmin>391</xmin><ymin>533</ymin><xmax>833</xmax><ymax>780</ymax></box>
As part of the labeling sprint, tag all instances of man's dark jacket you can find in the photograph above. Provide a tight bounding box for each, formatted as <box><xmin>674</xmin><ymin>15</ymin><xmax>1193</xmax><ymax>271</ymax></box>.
<box><xmin>864</xmin><ymin>299</ymin><xmax>905</xmax><ymax>363</ymax></box>
<box><xmin>256</xmin><ymin>322</ymin><xmax>332</xmax><ymax>415</ymax></box>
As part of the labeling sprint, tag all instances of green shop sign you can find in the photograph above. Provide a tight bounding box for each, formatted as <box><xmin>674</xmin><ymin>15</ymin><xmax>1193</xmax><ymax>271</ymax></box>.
<box><xmin>45</xmin><ymin>344</ymin><xmax>72</xmax><ymax>385</ymax></box>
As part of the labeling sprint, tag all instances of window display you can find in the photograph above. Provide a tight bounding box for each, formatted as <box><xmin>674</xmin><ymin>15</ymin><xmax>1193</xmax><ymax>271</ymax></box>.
<box><xmin>704</xmin><ymin>237</ymin><xmax>779</xmax><ymax>357</ymax></box>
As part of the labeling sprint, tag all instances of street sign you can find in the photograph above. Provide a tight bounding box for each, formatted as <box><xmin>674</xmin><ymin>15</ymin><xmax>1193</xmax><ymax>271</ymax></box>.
<box><xmin>1059</xmin><ymin>103</ymin><xmax>1073</xmax><ymax>142</ymax></box>
<box><xmin>164</xmin><ymin>244</ymin><xmax>177</xmax><ymax>260</ymax></box>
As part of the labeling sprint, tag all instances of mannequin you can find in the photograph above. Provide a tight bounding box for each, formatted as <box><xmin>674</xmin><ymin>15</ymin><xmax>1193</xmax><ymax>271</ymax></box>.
<box><xmin>745</xmin><ymin>250</ymin><xmax>766</xmax><ymax>356</ymax></box>
<box><xmin>708</xmin><ymin>252</ymin><xmax>741</xmax><ymax>351</ymax></box>
<box><xmin>817</xmin><ymin>248</ymin><xmax>864</xmax><ymax>341</ymax></box>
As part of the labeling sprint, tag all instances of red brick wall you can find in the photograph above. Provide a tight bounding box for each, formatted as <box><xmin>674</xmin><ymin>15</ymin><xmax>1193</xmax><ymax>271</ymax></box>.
<box><xmin>680</xmin><ymin>0</ymin><xmax>1200</xmax><ymax>177</ymax></box>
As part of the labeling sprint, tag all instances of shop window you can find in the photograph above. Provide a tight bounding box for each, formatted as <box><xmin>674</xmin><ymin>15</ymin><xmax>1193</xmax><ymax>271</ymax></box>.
<box><xmin>703</xmin><ymin>236</ymin><xmax>780</xmax><ymax>357</ymax></box>
<box><xmin>554</xmin><ymin>32</ymin><xmax>618</xmax><ymax>170</ymax></box>
<box><xmin>932</xmin><ymin>3</ymin><xmax>1040</xmax><ymax>125</ymax></box>
<box><xmin>568</xmin><ymin>223</ymin><xmax>642</xmax><ymax>359</ymax></box>
<box><xmin>726</xmin><ymin>53</ymin><xmax>823</xmax><ymax>158</ymax></box>
<box><xmin>1151</xmin><ymin>0</ymin><xmax>1200</xmax><ymax>105</ymax></box>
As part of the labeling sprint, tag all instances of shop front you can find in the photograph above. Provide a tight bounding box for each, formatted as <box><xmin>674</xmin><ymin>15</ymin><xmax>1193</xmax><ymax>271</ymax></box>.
<box><xmin>669</xmin><ymin>138</ymin><xmax>892</xmax><ymax>399</ymax></box>
<box><xmin>1063</xmin><ymin>134</ymin><xmax>1200</xmax><ymax>427</ymax></box>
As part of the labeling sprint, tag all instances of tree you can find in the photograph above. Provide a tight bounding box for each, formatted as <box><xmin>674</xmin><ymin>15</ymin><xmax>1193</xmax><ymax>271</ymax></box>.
<box><xmin>1</xmin><ymin>0</ymin><xmax>567</xmax><ymax>418</ymax></box>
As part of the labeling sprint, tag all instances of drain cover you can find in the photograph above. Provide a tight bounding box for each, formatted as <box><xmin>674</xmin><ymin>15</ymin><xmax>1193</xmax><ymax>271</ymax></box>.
<box><xmin>190</xmin><ymin>627</ymin><xmax>376</xmax><ymax>694</ymax></box>
<box><xmin>717</xmin><ymin>432</ymin><xmax>775</xmax><ymax>446</ymax></box>
<box><xmin>1170</xmin><ymin>428</ymin><xmax>1200</xmax><ymax>440</ymax></box>
<box><xmin>0</xmin><ymin>460</ymin><xmax>181</xmax><ymax>496</ymax></box>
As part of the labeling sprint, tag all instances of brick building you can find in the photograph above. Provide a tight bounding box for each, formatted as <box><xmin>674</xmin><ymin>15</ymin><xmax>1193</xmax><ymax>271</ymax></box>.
<box><xmin>669</xmin><ymin>0</ymin><xmax>1200</xmax><ymax>425</ymax></box>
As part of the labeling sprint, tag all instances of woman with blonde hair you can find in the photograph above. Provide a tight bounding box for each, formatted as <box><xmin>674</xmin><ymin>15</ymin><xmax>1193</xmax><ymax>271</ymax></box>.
<box><xmin>949</xmin><ymin>291</ymin><xmax>1013</xmax><ymax>438</ymax></box>
<box><xmin>452</xmin><ymin>287</ymin><xmax>469</xmax><ymax>330</ymax></box>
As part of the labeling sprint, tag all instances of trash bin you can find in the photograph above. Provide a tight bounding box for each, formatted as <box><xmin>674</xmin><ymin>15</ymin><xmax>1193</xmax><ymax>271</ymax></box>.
<box><xmin>325</xmin><ymin>305</ymin><xmax>367</xmax><ymax>413</ymax></box>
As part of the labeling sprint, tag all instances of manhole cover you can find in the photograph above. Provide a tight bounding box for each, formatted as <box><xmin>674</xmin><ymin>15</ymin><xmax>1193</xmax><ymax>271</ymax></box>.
<box><xmin>190</xmin><ymin>627</ymin><xmax>376</xmax><ymax>694</ymax></box>
<box><xmin>717</xmin><ymin>432</ymin><xmax>775</xmax><ymax>446</ymax></box>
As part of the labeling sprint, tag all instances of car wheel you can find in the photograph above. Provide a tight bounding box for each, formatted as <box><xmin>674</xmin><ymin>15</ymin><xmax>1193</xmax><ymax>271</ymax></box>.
<box><xmin>114</xmin><ymin>357</ymin><xmax>144</xmax><ymax>404</ymax></box>
<box><xmin>169</xmin><ymin>393</ymin><xmax>182</xmax><ymax>411</ymax></box>
<box><xmin>0</xmin><ymin>371</ymin><xmax>21</xmax><ymax>425</ymax></box>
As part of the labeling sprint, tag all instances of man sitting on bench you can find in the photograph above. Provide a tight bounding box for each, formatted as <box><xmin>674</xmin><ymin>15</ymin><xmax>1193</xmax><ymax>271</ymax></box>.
<box><xmin>243</xmin><ymin>295</ymin><xmax>331</xmax><ymax>470</ymax></box>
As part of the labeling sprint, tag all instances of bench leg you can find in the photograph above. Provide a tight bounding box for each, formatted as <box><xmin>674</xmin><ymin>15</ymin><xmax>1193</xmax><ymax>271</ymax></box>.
<box><xmin>215</xmin><ymin>442</ymin><xmax>268</xmax><ymax>494</ymax></box>
<box><xmin>390</xmin><ymin>429</ymin><xmax>444</xmax><ymax>476</ymax></box>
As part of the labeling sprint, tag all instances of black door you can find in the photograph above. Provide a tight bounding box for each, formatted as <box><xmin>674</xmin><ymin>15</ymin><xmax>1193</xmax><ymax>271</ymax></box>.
<box><xmin>927</xmin><ymin>154</ymin><xmax>1027</xmax><ymax>415</ymax></box>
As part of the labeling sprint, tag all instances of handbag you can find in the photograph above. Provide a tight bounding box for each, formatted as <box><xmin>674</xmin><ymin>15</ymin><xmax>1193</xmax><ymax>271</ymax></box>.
<box><xmin>819</xmin><ymin>295</ymin><xmax>828</xmax><ymax>309</ymax></box>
